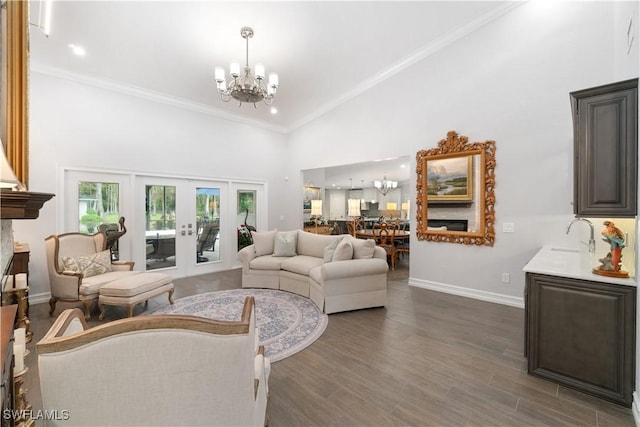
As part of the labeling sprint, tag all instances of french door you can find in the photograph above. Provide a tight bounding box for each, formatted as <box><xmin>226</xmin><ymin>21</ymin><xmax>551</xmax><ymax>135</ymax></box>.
<box><xmin>64</xmin><ymin>169</ymin><xmax>266</xmax><ymax>279</ymax></box>
<box><xmin>135</xmin><ymin>177</ymin><xmax>228</xmax><ymax>278</ymax></box>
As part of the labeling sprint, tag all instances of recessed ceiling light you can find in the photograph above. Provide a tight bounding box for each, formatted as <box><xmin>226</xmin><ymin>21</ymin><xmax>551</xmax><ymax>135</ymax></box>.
<box><xmin>68</xmin><ymin>44</ymin><xmax>86</xmax><ymax>56</ymax></box>
<box><xmin>270</xmin><ymin>107</ymin><xmax>278</xmax><ymax>115</ymax></box>
<box><xmin>400</xmin><ymin>164</ymin><xmax>406</xmax><ymax>168</ymax></box>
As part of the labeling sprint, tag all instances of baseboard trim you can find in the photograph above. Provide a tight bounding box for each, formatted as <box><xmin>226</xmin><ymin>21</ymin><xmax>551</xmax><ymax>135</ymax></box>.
<box><xmin>29</xmin><ymin>291</ymin><xmax>51</xmax><ymax>305</ymax></box>
<box><xmin>633</xmin><ymin>392</ymin><xmax>640</xmax><ymax>426</ymax></box>
<box><xmin>408</xmin><ymin>277</ymin><xmax>524</xmax><ymax>309</ymax></box>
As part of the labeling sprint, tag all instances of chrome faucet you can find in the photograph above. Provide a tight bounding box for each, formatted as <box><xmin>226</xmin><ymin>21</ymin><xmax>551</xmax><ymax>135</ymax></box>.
<box><xmin>566</xmin><ymin>217</ymin><xmax>596</xmax><ymax>253</ymax></box>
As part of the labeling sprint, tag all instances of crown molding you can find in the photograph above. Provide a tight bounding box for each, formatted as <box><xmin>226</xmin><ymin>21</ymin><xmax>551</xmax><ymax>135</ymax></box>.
<box><xmin>287</xmin><ymin>2</ymin><xmax>526</xmax><ymax>132</ymax></box>
<box><xmin>30</xmin><ymin>2</ymin><xmax>523</xmax><ymax>135</ymax></box>
<box><xmin>29</xmin><ymin>63</ymin><xmax>288</xmax><ymax>134</ymax></box>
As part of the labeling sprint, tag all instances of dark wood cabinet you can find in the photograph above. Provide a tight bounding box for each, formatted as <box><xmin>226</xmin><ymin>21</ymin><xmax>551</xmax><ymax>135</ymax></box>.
<box><xmin>570</xmin><ymin>78</ymin><xmax>638</xmax><ymax>217</ymax></box>
<box><xmin>526</xmin><ymin>273</ymin><xmax>636</xmax><ymax>406</ymax></box>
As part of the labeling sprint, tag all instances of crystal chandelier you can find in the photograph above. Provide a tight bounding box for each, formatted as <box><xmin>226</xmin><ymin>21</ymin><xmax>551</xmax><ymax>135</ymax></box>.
<box><xmin>374</xmin><ymin>175</ymin><xmax>398</xmax><ymax>196</ymax></box>
<box><xmin>214</xmin><ymin>27</ymin><xmax>279</xmax><ymax>107</ymax></box>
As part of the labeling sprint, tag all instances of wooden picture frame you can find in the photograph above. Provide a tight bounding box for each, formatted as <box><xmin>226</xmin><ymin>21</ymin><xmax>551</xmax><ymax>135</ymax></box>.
<box><xmin>416</xmin><ymin>131</ymin><xmax>496</xmax><ymax>246</ymax></box>
<box><xmin>426</xmin><ymin>155</ymin><xmax>473</xmax><ymax>202</ymax></box>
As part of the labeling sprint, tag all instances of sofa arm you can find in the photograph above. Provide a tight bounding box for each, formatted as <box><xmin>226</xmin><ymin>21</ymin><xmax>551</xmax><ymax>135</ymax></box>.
<box><xmin>50</xmin><ymin>271</ymin><xmax>83</xmax><ymax>300</ymax></box>
<box><xmin>373</xmin><ymin>246</ymin><xmax>386</xmax><ymax>260</ymax></box>
<box><xmin>253</xmin><ymin>345</ymin><xmax>270</xmax><ymax>426</ymax></box>
<box><xmin>237</xmin><ymin>245</ymin><xmax>256</xmax><ymax>264</ymax></box>
<box><xmin>320</xmin><ymin>258</ymin><xmax>388</xmax><ymax>281</ymax></box>
<box><xmin>39</xmin><ymin>308</ymin><xmax>88</xmax><ymax>346</ymax></box>
<box><xmin>112</xmin><ymin>260</ymin><xmax>135</xmax><ymax>271</ymax></box>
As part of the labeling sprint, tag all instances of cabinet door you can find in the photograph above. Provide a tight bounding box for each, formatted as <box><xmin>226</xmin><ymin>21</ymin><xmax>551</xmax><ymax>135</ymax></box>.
<box><xmin>570</xmin><ymin>78</ymin><xmax>638</xmax><ymax>217</ymax></box>
<box><xmin>527</xmin><ymin>273</ymin><xmax>636</xmax><ymax>406</ymax></box>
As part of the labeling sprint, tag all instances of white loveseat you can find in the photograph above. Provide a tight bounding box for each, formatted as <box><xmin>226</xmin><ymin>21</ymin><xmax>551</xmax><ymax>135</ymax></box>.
<box><xmin>37</xmin><ymin>297</ymin><xmax>269</xmax><ymax>427</ymax></box>
<box><xmin>237</xmin><ymin>230</ymin><xmax>388</xmax><ymax>314</ymax></box>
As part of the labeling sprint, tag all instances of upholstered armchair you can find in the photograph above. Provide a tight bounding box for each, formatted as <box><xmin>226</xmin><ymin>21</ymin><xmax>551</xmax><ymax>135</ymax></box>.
<box><xmin>37</xmin><ymin>297</ymin><xmax>270</xmax><ymax>426</ymax></box>
<box><xmin>44</xmin><ymin>232</ymin><xmax>137</xmax><ymax>320</ymax></box>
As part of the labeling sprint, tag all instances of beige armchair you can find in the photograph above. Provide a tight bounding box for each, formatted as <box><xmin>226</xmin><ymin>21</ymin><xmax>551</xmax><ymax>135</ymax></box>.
<box><xmin>44</xmin><ymin>232</ymin><xmax>137</xmax><ymax>320</ymax></box>
<box><xmin>37</xmin><ymin>297</ymin><xmax>270</xmax><ymax>426</ymax></box>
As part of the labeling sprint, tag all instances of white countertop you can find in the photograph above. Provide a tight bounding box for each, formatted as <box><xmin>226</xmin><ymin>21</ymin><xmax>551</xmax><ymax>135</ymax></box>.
<box><xmin>523</xmin><ymin>245</ymin><xmax>637</xmax><ymax>287</ymax></box>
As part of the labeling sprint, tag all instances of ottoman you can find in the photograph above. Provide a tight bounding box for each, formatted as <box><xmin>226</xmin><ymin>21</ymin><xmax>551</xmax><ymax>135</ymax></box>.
<box><xmin>98</xmin><ymin>272</ymin><xmax>174</xmax><ymax>320</ymax></box>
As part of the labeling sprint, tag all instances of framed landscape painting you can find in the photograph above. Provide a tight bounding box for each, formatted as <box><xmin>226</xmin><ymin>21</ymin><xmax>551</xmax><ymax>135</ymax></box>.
<box><xmin>426</xmin><ymin>155</ymin><xmax>473</xmax><ymax>202</ymax></box>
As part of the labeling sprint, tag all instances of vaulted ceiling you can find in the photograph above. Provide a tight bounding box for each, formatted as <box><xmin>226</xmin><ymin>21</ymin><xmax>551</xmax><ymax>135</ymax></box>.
<box><xmin>29</xmin><ymin>1</ymin><xmax>515</xmax><ymax>133</ymax></box>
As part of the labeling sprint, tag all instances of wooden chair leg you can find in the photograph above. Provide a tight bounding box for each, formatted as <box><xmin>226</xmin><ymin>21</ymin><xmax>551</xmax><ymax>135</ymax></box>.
<box><xmin>98</xmin><ymin>302</ymin><xmax>107</xmax><ymax>321</ymax></box>
<box><xmin>48</xmin><ymin>297</ymin><xmax>58</xmax><ymax>316</ymax></box>
<box><xmin>168</xmin><ymin>288</ymin><xmax>175</xmax><ymax>304</ymax></box>
<box><xmin>82</xmin><ymin>300</ymin><xmax>93</xmax><ymax>321</ymax></box>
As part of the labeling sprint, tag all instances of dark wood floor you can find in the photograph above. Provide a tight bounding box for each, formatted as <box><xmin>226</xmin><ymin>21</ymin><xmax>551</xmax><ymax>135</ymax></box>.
<box><xmin>22</xmin><ymin>258</ymin><xmax>635</xmax><ymax>426</ymax></box>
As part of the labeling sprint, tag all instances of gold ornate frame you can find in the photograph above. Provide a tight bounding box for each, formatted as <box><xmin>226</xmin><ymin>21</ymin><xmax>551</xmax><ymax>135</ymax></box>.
<box><xmin>416</xmin><ymin>131</ymin><xmax>496</xmax><ymax>246</ymax></box>
<box><xmin>2</xmin><ymin>0</ymin><xmax>29</xmax><ymax>187</ymax></box>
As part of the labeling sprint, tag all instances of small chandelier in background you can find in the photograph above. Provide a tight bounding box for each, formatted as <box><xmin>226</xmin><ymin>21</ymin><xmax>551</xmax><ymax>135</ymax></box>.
<box><xmin>215</xmin><ymin>27</ymin><xmax>279</xmax><ymax>107</ymax></box>
<box><xmin>374</xmin><ymin>175</ymin><xmax>398</xmax><ymax>196</ymax></box>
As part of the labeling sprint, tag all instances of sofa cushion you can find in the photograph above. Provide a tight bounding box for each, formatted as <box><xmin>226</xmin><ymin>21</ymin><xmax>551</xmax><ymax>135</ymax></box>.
<box><xmin>273</xmin><ymin>231</ymin><xmax>298</xmax><ymax>257</ymax></box>
<box><xmin>62</xmin><ymin>250</ymin><xmax>113</xmax><ymax>278</ymax></box>
<box><xmin>323</xmin><ymin>238</ymin><xmax>341</xmax><ymax>263</ymax></box>
<box><xmin>99</xmin><ymin>272</ymin><xmax>173</xmax><ymax>297</ymax></box>
<box><xmin>350</xmin><ymin>237</ymin><xmax>376</xmax><ymax>259</ymax></box>
<box><xmin>249</xmin><ymin>256</ymin><xmax>287</xmax><ymax>271</ymax></box>
<box><xmin>252</xmin><ymin>229</ymin><xmax>277</xmax><ymax>256</ymax></box>
<box><xmin>297</xmin><ymin>231</ymin><xmax>342</xmax><ymax>258</ymax></box>
<box><xmin>79</xmin><ymin>271</ymin><xmax>141</xmax><ymax>296</ymax></box>
<box><xmin>333</xmin><ymin>239</ymin><xmax>354</xmax><ymax>261</ymax></box>
<box><xmin>281</xmin><ymin>256</ymin><xmax>324</xmax><ymax>276</ymax></box>
<box><xmin>309</xmin><ymin>265</ymin><xmax>322</xmax><ymax>284</ymax></box>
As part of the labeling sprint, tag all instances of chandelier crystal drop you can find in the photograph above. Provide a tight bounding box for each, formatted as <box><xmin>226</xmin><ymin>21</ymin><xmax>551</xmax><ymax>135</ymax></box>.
<box><xmin>215</xmin><ymin>27</ymin><xmax>279</xmax><ymax>108</ymax></box>
<box><xmin>373</xmin><ymin>175</ymin><xmax>398</xmax><ymax>196</ymax></box>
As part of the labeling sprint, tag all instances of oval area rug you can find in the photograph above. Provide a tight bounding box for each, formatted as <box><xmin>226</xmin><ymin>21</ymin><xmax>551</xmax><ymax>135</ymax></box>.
<box><xmin>150</xmin><ymin>289</ymin><xmax>328</xmax><ymax>362</ymax></box>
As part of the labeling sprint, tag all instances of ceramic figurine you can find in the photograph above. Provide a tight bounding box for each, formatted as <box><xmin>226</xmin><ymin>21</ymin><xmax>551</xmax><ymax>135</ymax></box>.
<box><xmin>593</xmin><ymin>220</ymin><xmax>629</xmax><ymax>278</ymax></box>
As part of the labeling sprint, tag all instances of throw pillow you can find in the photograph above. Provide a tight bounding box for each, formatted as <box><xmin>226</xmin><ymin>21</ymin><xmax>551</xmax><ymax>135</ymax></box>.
<box><xmin>251</xmin><ymin>229</ymin><xmax>278</xmax><ymax>256</ymax></box>
<box><xmin>323</xmin><ymin>238</ymin><xmax>341</xmax><ymax>263</ymax></box>
<box><xmin>351</xmin><ymin>237</ymin><xmax>376</xmax><ymax>259</ymax></box>
<box><xmin>61</xmin><ymin>250</ymin><xmax>113</xmax><ymax>278</ymax></box>
<box><xmin>273</xmin><ymin>231</ymin><xmax>298</xmax><ymax>257</ymax></box>
<box><xmin>332</xmin><ymin>239</ymin><xmax>354</xmax><ymax>261</ymax></box>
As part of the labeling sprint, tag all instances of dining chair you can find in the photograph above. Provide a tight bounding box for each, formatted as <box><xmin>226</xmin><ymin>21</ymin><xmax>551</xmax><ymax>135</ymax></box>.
<box><xmin>346</xmin><ymin>221</ymin><xmax>356</xmax><ymax>237</ymax></box>
<box><xmin>373</xmin><ymin>223</ymin><xmax>397</xmax><ymax>270</ymax></box>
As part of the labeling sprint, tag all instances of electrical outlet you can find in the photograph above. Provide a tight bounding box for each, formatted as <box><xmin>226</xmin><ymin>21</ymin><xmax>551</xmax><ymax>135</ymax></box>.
<box><xmin>503</xmin><ymin>223</ymin><xmax>515</xmax><ymax>233</ymax></box>
<box><xmin>501</xmin><ymin>273</ymin><xmax>510</xmax><ymax>283</ymax></box>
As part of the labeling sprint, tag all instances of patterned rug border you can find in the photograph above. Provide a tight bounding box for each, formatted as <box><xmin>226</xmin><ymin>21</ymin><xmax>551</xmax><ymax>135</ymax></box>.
<box><xmin>150</xmin><ymin>289</ymin><xmax>328</xmax><ymax>363</ymax></box>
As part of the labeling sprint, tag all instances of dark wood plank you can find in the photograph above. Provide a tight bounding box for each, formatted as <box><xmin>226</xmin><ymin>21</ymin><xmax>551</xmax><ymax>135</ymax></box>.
<box><xmin>22</xmin><ymin>260</ymin><xmax>635</xmax><ymax>426</ymax></box>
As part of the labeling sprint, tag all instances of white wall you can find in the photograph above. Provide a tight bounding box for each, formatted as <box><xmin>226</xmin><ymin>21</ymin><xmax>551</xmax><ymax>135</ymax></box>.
<box><xmin>13</xmin><ymin>72</ymin><xmax>288</xmax><ymax>299</ymax></box>
<box><xmin>284</xmin><ymin>1</ymin><xmax>638</xmax><ymax>305</ymax></box>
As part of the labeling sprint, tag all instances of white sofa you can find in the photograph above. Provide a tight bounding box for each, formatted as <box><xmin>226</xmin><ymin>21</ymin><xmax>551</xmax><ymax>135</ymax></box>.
<box><xmin>37</xmin><ymin>297</ymin><xmax>269</xmax><ymax>427</ymax></box>
<box><xmin>237</xmin><ymin>229</ymin><xmax>388</xmax><ymax>314</ymax></box>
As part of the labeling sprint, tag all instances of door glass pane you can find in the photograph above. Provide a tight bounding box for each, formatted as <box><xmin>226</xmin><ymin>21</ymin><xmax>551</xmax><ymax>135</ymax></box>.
<box><xmin>196</xmin><ymin>187</ymin><xmax>220</xmax><ymax>264</ymax></box>
<box><xmin>237</xmin><ymin>190</ymin><xmax>256</xmax><ymax>251</ymax></box>
<box><xmin>78</xmin><ymin>182</ymin><xmax>122</xmax><ymax>259</ymax></box>
<box><xmin>145</xmin><ymin>185</ymin><xmax>176</xmax><ymax>270</ymax></box>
